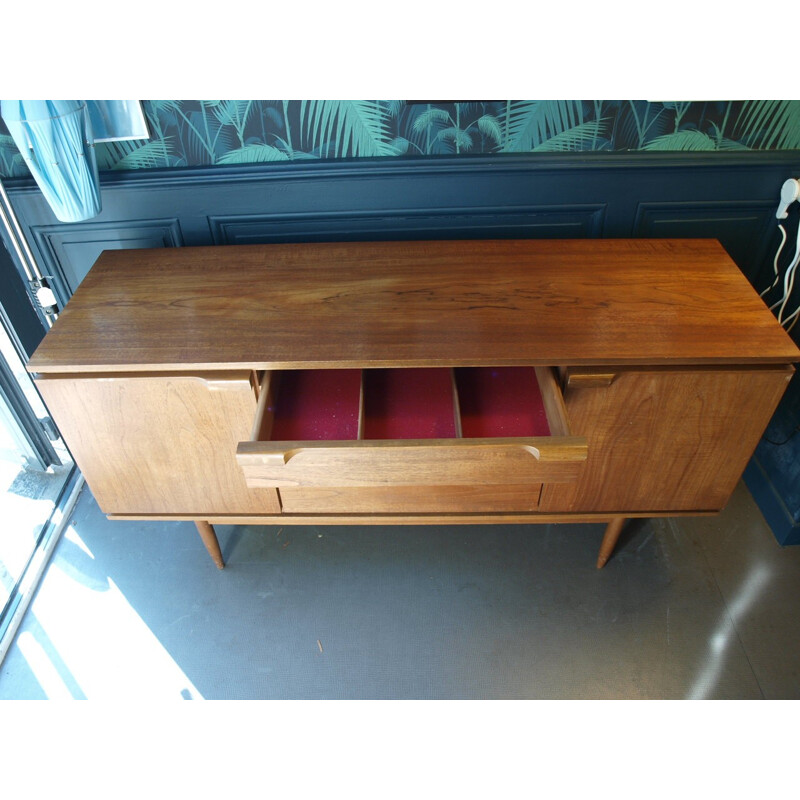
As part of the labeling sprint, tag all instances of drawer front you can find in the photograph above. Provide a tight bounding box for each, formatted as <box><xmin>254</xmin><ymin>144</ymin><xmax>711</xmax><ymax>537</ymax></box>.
<box><xmin>279</xmin><ymin>485</ymin><xmax>543</xmax><ymax>513</ymax></box>
<box><xmin>237</xmin><ymin>436</ymin><xmax>586</xmax><ymax>488</ymax></box>
<box><xmin>238</xmin><ymin>365</ymin><xmax>585</xmax><ymax>491</ymax></box>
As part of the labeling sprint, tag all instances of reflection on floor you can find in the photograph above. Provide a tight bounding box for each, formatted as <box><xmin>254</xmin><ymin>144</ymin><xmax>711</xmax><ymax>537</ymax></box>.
<box><xmin>1</xmin><ymin>480</ymin><xmax>799</xmax><ymax>699</ymax></box>
<box><xmin>0</xmin><ymin>456</ymin><xmax>72</xmax><ymax>612</ymax></box>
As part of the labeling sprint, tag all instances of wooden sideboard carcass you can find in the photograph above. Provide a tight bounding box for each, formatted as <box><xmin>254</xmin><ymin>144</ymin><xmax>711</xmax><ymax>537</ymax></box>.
<box><xmin>26</xmin><ymin>239</ymin><xmax>800</xmax><ymax>569</ymax></box>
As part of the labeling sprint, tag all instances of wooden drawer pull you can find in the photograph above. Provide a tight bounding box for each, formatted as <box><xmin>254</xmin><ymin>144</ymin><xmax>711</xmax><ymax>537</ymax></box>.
<box><xmin>259</xmin><ymin>440</ymin><xmax>545</xmax><ymax>466</ymax></box>
<box><xmin>237</xmin><ymin>437</ymin><xmax>587</xmax><ymax>488</ymax></box>
<box><xmin>566</xmin><ymin>371</ymin><xmax>617</xmax><ymax>388</ymax></box>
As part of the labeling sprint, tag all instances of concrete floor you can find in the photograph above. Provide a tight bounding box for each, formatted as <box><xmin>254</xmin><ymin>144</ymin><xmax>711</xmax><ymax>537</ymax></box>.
<box><xmin>1</xmin><ymin>480</ymin><xmax>799</xmax><ymax>699</ymax></box>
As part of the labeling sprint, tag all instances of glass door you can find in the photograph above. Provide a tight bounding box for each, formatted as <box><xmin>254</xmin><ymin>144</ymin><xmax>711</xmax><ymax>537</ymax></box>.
<box><xmin>0</xmin><ymin>318</ymin><xmax>74</xmax><ymax>614</ymax></box>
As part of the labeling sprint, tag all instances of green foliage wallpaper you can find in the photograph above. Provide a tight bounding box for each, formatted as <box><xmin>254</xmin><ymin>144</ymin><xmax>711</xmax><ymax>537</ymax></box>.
<box><xmin>2</xmin><ymin>100</ymin><xmax>800</xmax><ymax>177</ymax></box>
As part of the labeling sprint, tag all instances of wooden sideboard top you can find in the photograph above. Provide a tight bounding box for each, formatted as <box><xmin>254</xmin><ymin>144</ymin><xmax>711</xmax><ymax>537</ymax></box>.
<box><xmin>28</xmin><ymin>238</ymin><xmax>800</xmax><ymax>373</ymax></box>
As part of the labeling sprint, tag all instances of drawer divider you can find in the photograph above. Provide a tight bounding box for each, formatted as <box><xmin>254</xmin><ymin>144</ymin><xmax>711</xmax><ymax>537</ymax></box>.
<box><xmin>534</xmin><ymin>366</ymin><xmax>571</xmax><ymax>437</ymax></box>
<box><xmin>451</xmin><ymin>368</ymin><xmax>463</xmax><ymax>438</ymax></box>
<box><xmin>357</xmin><ymin>369</ymin><xmax>365</xmax><ymax>441</ymax></box>
<box><xmin>250</xmin><ymin>370</ymin><xmax>277</xmax><ymax>441</ymax></box>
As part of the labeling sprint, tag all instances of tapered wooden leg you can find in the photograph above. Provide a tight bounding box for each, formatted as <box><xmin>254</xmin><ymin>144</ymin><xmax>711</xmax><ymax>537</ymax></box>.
<box><xmin>597</xmin><ymin>517</ymin><xmax>626</xmax><ymax>569</ymax></box>
<box><xmin>195</xmin><ymin>520</ymin><xmax>225</xmax><ymax>569</ymax></box>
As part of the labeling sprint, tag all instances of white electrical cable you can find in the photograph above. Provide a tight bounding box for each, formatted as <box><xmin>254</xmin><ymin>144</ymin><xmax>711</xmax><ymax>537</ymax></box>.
<box><xmin>765</xmin><ymin>178</ymin><xmax>800</xmax><ymax>332</ymax></box>
<box><xmin>775</xmin><ymin>252</ymin><xmax>800</xmax><ymax>325</ymax></box>
<box><xmin>781</xmin><ymin>288</ymin><xmax>800</xmax><ymax>333</ymax></box>
<box><xmin>780</xmin><ymin>271</ymin><xmax>800</xmax><ymax>329</ymax></box>
<box><xmin>769</xmin><ymin>219</ymin><xmax>800</xmax><ymax>320</ymax></box>
<box><xmin>761</xmin><ymin>223</ymin><xmax>787</xmax><ymax>297</ymax></box>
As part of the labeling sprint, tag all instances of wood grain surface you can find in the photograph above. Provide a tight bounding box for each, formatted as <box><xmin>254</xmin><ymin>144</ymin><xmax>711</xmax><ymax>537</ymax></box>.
<box><xmin>277</xmin><ymin>485</ymin><xmax>543</xmax><ymax>514</ymax></box>
<box><xmin>35</xmin><ymin>371</ymin><xmax>281</xmax><ymax>515</ymax></box>
<box><xmin>27</xmin><ymin>239</ymin><xmax>800</xmax><ymax>374</ymax></box>
<box><xmin>540</xmin><ymin>365</ymin><xmax>794</xmax><ymax>513</ymax></box>
<box><xmin>236</xmin><ymin>436</ymin><xmax>587</xmax><ymax>488</ymax></box>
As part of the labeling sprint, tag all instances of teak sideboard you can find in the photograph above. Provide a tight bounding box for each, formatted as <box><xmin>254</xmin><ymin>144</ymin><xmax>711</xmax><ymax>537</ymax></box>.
<box><xmin>27</xmin><ymin>239</ymin><xmax>800</xmax><ymax>569</ymax></box>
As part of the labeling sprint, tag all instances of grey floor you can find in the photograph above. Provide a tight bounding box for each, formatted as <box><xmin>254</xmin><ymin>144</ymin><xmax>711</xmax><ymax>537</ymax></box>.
<box><xmin>1</xmin><ymin>480</ymin><xmax>799</xmax><ymax>699</ymax></box>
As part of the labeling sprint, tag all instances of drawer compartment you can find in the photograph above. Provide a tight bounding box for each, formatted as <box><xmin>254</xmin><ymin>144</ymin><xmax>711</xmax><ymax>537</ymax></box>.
<box><xmin>456</xmin><ymin>367</ymin><xmax>551</xmax><ymax>437</ymax></box>
<box><xmin>362</xmin><ymin>368</ymin><xmax>458</xmax><ymax>439</ymax></box>
<box><xmin>237</xmin><ymin>367</ymin><xmax>586</xmax><ymax>489</ymax></box>
<box><xmin>265</xmin><ymin>369</ymin><xmax>362</xmax><ymax>441</ymax></box>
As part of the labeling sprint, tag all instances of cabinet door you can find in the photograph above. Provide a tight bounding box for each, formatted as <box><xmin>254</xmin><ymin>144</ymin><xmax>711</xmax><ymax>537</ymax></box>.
<box><xmin>35</xmin><ymin>371</ymin><xmax>281</xmax><ymax>516</ymax></box>
<box><xmin>540</xmin><ymin>366</ymin><xmax>794</xmax><ymax>513</ymax></box>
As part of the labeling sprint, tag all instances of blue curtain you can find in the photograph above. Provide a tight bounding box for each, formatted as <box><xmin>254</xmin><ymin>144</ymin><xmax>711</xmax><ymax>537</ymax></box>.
<box><xmin>0</xmin><ymin>100</ymin><xmax>101</xmax><ymax>222</ymax></box>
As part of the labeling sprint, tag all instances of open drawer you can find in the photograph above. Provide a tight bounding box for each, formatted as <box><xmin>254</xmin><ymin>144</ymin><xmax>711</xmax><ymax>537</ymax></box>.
<box><xmin>236</xmin><ymin>367</ymin><xmax>587</xmax><ymax>490</ymax></box>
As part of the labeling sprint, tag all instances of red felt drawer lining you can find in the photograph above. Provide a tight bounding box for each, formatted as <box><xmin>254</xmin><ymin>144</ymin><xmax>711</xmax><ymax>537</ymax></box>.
<box><xmin>266</xmin><ymin>367</ymin><xmax>551</xmax><ymax>442</ymax></box>
<box><xmin>362</xmin><ymin>368</ymin><xmax>457</xmax><ymax>440</ymax></box>
<box><xmin>269</xmin><ymin>369</ymin><xmax>361</xmax><ymax>441</ymax></box>
<box><xmin>456</xmin><ymin>367</ymin><xmax>551</xmax><ymax>438</ymax></box>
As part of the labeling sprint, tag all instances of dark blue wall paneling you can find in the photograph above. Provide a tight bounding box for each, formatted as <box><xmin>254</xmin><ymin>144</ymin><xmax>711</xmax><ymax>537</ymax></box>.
<box><xmin>2</xmin><ymin>151</ymin><xmax>799</xmax><ymax>541</ymax></box>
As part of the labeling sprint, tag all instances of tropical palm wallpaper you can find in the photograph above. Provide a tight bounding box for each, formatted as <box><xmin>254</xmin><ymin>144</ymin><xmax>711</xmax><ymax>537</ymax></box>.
<box><xmin>2</xmin><ymin>100</ymin><xmax>800</xmax><ymax>177</ymax></box>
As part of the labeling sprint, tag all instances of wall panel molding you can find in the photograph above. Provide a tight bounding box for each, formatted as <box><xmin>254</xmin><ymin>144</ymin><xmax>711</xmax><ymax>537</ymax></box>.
<box><xmin>208</xmin><ymin>205</ymin><xmax>607</xmax><ymax>245</ymax></box>
<box><xmin>5</xmin><ymin>151</ymin><xmax>799</xmax><ymax>289</ymax></box>
<box><xmin>30</xmin><ymin>218</ymin><xmax>183</xmax><ymax>297</ymax></box>
<box><xmin>633</xmin><ymin>200</ymin><xmax>779</xmax><ymax>284</ymax></box>
<box><xmin>6</xmin><ymin>151</ymin><xmax>799</xmax><ymax>192</ymax></box>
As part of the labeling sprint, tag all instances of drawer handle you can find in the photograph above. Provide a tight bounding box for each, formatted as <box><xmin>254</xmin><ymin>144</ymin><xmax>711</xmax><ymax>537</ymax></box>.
<box><xmin>566</xmin><ymin>371</ymin><xmax>617</xmax><ymax>388</ymax></box>
<box><xmin>260</xmin><ymin>441</ymin><xmax>544</xmax><ymax>466</ymax></box>
<box><xmin>237</xmin><ymin>438</ymin><xmax>587</xmax><ymax>488</ymax></box>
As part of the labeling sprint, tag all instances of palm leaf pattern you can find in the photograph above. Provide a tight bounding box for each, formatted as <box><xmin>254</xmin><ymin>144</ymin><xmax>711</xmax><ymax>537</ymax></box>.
<box><xmin>2</xmin><ymin>100</ymin><xmax>800</xmax><ymax>177</ymax></box>
<box><xmin>642</xmin><ymin>130</ymin><xmax>718</xmax><ymax>151</ymax></box>
<box><xmin>735</xmin><ymin>101</ymin><xmax>800</xmax><ymax>149</ymax></box>
<box><xmin>708</xmin><ymin>122</ymin><xmax>749</xmax><ymax>150</ymax></box>
<box><xmin>437</xmin><ymin>127</ymin><xmax>473</xmax><ymax>151</ymax></box>
<box><xmin>299</xmin><ymin>100</ymin><xmax>400</xmax><ymax>158</ymax></box>
<box><xmin>532</xmin><ymin>120</ymin><xmax>608</xmax><ymax>152</ymax></box>
<box><xmin>108</xmin><ymin>140</ymin><xmax>174</xmax><ymax>169</ymax></box>
<box><xmin>209</xmin><ymin>100</ymin><xmax>255</xmax><ymax>147</ymax></box>
<box><xmin>95</xmin><ymin>138</ymin><xmax>173</xmax><ymax>170</ymax></box>
<box><xmin>217</xmin><ymin>144</ymin><xmax>290</xmax><ymax>164</ymax></box>
<box><xmin>0</xmin><ymin>133</ymin><xmax>26</xmax><ymax>176</ymax></box>
<box><xmin>476</xmin><ymin>115</ymin><xmax>504</xmax><ymax>149</ymax></box>
<box><xmin>501</xmin><ymin>101</ymin><xmax>584</xmax><ymax>152</ymax></box>
<box><xmin>412</xmin><ymin>107</ymin><xmax>451</xmax><ymax>134</ymax></box>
